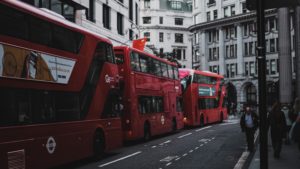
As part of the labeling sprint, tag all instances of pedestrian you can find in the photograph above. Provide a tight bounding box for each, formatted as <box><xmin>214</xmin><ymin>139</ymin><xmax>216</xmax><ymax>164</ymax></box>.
<box><xmin>240</xmin><ymin>104</ymin><xmax>259</xmax><ymax>152</ymax></box>
<box><xmin>268</xmin><ymin>102</ymin><xmax>286</xmax><ymax>158</ymax></box>
<box><xmin>281</xmin><ymin>104</ymin><xmax>292</xmax><ymax>144</ymax></box>
<box><xmin>290</xmin><ymin>98</ymin><xmax>300</xmax><ymax>152</ymax></box>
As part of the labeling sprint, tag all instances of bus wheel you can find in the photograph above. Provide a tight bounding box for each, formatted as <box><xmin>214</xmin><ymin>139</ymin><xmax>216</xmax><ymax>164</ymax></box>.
<box><xmin>172</xmin><ymin>119</ymin><xmax>177</xmax><ymax>132</ymax></box>
<box><xmin>144</xmin><ymin>123</ymin><xmax>151</xmax><ymax>141</ymax></box>
<box><xmin>93</xmin><ymin>130</ymin><xmax>105</xmax><ymax>158</ymax></box>
<box><xmin>200</xmin><ymin>115</ymin><xmax>204</xmax><ymax>127</ymax></box>
<box><xmin>220</xmin><ymin>112</ymin><xmax>224</xmax><ymax>123</ymax></box>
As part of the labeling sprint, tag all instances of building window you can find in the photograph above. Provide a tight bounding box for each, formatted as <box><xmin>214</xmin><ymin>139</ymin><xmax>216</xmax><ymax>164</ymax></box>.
<box><xmin>226</xmin><ymin>46</ymin><xmax>229</xmax><ymax>58</ymax></box>
<box><xmin>230</xmin><ymin>64</ymin><xmax>236</xmax><ymax>77</ymax></box>
<box><xmin>269</xmin><ymin>17</ymin><xmax>276</xmax><ymax>31</ymax></box>
<box><xmin>244</xmin><ymin>43</ymin><xmax>248</xmax><ymax>56</ymax></box>
<box><xmin>129</xmin><ymin>29</ymin><xmax>134</xmax><ymax>40</ymax></box>
<box><xmin>207</xmin><ymin>11</ymin><xmax>211</xmax><ymax>21</ymax></box>
<box><xmin>174</xmin><ymin>49</ymin><xmax>182</xmax><ymax>60</ymax></box>
<box><xmin>249</xmin><ymin>42</ymin><xmax>254</xmax><ymax>55</ymax></box>
<box><xmin>135</xmin><ymin>3</ymin><xmax>139</xmax><ymax>25</ymax></box>
<box><xmin>160</xmin><ymin>17</ymin><xmax>163</xmax><ymax>24</ymax></box>
<box><xmin>143</xmin><ymin>17</ymin><xmax>151</xmax><ymax>24</ymax></box>
<box><xmin>207</xmin><ymin>0</ymin><xmax>216</xmax><ymax>5</ymax></box>
<box><xmin>159</xmin><ymin>32</ymin><xmax>164</xmax><ymax>42</ymax></box>
<box><xmin>245</xmin><ymin>62</ymin><xmax>249</xmax><ymax>75</ymax></box>
<box><xmin>170</xmin><ymin>1</ymin><xmax>182</xmax><ymax>10</ymax></box>
<box><xmin>175</xmin><ymin>18</ymin><xmax>183</xmax><ymax>25</ymax></box>
<box><xmin>226</xmin><ymin>64</ymin><xmax>230</xmax><ymax>78</ymax></box>
<box><xmin>144</xmin><ymin>32</ymin><xmax>150</xmax><ymax>41</ymax></box>
<box><xmin>129</xmin><ymin>0</ymin><xmax>133</xmax><ymax>21</ymax></box>
<box><xmin>242</xmin><ymin>2</ymin><xmax>247</xmax><ymax>13</ymax></box>
<box><xmin>117</xmin><ymin>12</ymin><xmax>123</xmax><ymax>35</ymax></box>
<box><xmin>213</xmin><ymin>10</ymin><xmax>218</xmax><ymax>20</ymax></box>
<box><xmin>270</xmin><ymin>59</ymin><xmax>277</xmax><ymax>74</ymax></box>
<box><xmin>270</xmin><ymin>39</ymin><xmax>275</xmax><ymax>53</ymax></box>
<box><xmin>246</xmin><ymin>84</ymin><xmax>257</xmax><ymax>104</ymax></box>
<box><xmin>195</xmin><ymin>32</ymin><xmax>199</xmax><ymax>44</ymax></box>
<box><xmin>175</xmin><ymin>33</ymin><xmax>183</xmax><ymax>43</ymax></box>
<box><xmin>224</xmin><ymin>6</ymin><xmax>229</xmax><ymax>17</ymax></box>
<box><xmin>266</xmin><ymin>60</ymin><xmax>270</xmax><ymax>75</ymax></box>
<box><xmin>250</xmin><ymin>61</ymin><xmax>255</xmax><ymax>75</ymax></box>
<box><xmin>118</xmin><ymin>0</ymin><xmax>123</xmax><ymax>3</ymax></box>
<box><xmin>103</xmin><ymin>4</ymin><xmax>110</xmax><ymax>29</ymax></box>
<box><xmin>230</xmin><ymin>45</ymin><xmax>234</xmax><ymax>58</ymax></box>
<box><xmin>243</xmin><ymin>23</ymin><xmax>249</xmax><ymax>36</ymax></box>
<box><xmin>89</xmin><ymin>0</ymin><xmax>95</xmax><ymax>22</ymax></box>
<box><xmin>144</xmin><ymin>0</ymin><xmax>150</xmax><ymax>9</ymax></box>
<box><xmin>231</xmin><ymin>5</ymin><xmax>235</xmax><ymax>16</ymax></box>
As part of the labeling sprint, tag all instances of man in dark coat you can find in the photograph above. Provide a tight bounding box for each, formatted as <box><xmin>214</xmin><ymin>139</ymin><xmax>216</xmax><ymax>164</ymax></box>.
<box><xmin>268</xmin><ymin>102</ymin><xmax>287</xmax><ymax>158</ymax></box>
<box><xmin>240</xmin><ymin>105</ymin><xmax>259</xmax><ymax>152</ymax></box>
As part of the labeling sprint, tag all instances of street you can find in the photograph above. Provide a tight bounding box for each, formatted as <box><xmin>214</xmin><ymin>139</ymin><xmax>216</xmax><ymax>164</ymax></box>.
<box><xmin>57</xmin><ymin>118</ymin><xmax>246</xmax><ymax>169</ymax></box>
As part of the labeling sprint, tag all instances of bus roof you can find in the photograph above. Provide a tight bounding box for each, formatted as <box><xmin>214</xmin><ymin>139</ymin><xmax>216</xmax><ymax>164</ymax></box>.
<box><xmin>179</xmin><ymin>68</ymin><xmax>224</xmax><ymax>79</ymax></box>
<box><xmin>114</xmin><ymin>46</ymin><xmax>178</xmax><ymax>67</ymax></box>
<box><xmin>1</xmin><ymin>0</ymin><xmax>112</xmax><ymax>45</ymax></box>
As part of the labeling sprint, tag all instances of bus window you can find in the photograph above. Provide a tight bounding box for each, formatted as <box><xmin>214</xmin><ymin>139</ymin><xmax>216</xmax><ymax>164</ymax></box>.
<box><xmin>152</xmin><ymin>59</ymin><xmax>162</xmax><ymax>76</ymax></box>
<box><xmin>139</xmin><ymin>55</ymin><xmax>149</xmax><ymax>73</ymax></box>
<box><xmin>198</xmin><ymin>98</ymin><xmax>219</xmax><ymax>110</ymax></box>
<box><xmin>138</xmin><ymin>96</ymin><xmax>152</xmax><ymax>114</ymax></box>
<box><xmin>0</xmin><ymin>3</ymin><xmax>28</xmax><ymax>40</ymax></box>
<box><xmin>181</xmin><ymin>75</ymin><xmax>191</xmax><ymax>92</ymax></box>
<box><xmin>173</xmin><ymin>66</ymin><xmax>179</xmax><ymax>80</ymax></box>
<box><xmin>106</xmin><ymin>44</ymin><xmax>115</xmax><ymax>63</ymax></box>
<box><xmin>130</xmin><ymin>52</ymin><xmax>140</xmax><ymax>71</ymax></box>
<box><xmin>29</xmin><ymin>17</ymin><xmax>51</xmax><ymax>46</ymax></box>
<box><xmin>115</xmin><ymin>53</ymin><xmax>124</xmax><ymax>64</ymax></box>
<box><xmin>168</xmin><ymin>64</ymin><xmax>174</xmax><ymax>79</ymax></box>
<box><xmin>161</xmin><ymin>63</ymin><xmax>169</xmax><ymax>78</ymax></box>
<box><xmin>101</xmin><ymin>90</ymin><xmax>122</xmax><ymax>118</ymax></box>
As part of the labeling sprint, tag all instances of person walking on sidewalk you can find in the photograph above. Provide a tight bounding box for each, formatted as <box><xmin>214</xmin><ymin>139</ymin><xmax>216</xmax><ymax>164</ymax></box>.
<box><xmin>268</xmin><ymin>102</ymin><xmax>287</xmax><ymax>158</ymax></box>
<box><xmin>281</xmin><ymin>104</ymin><xmax>292</xmax><ymax>144</ymax></box>
<box><xmin>240</xmin><ymin>104</ymin><xmax>259</xmax><ymax>152</ymax></box>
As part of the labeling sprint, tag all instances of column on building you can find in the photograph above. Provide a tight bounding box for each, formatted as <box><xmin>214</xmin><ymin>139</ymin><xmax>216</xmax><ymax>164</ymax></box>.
<box><xmin>295</xmin><ymin>6</ymin><xmax>300</xmax><ymax>98</ymax></box>
<box><xmin>278</xmin><ymin>8</ymin><xmax>293</xmax><ymax>104</ymax></box>
<box><xmin>200</xmin><ymin>30</ymin><xmax>208</xmax><ymax>70</ymax></box>
<box><xmin>218</xmin><ymin>27</ymin><xmax>225</xmax><ymax>75</ymax></box>
<box><xmin>236</xmin><ymin>24</ymin><xmax>244</xmax><ymax>77</ymax></box>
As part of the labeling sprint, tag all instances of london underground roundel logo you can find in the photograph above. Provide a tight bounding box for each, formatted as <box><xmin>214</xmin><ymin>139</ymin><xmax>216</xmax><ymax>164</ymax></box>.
<box><xmin>46</xmin><ymin>136</ymin><xmax>56</xmax><ymax>154</ymax></box>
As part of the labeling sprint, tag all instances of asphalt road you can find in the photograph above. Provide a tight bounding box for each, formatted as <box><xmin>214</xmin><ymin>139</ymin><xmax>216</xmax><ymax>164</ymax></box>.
<box><xmin>58</xmin><ymin>118</ymin><xmax>246</xmax><ymax>169</ymax></box>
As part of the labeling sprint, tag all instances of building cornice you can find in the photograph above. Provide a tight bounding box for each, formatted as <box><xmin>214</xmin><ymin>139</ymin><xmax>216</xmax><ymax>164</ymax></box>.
<box><xmin>141</xmin><ymin>25</ymin><xmax>190</xmax><ymax>31</ymax></box>
<box><xmin>189</xmin><ymin>9</ymin><xmax>277</xmax><ymax>32</ymax></box>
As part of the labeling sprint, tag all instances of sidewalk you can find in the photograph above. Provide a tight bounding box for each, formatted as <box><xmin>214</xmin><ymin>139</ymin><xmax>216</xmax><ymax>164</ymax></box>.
<box><xmin>248</xmin><ymin>140</ymin><xmax>300</xmax><ymax>169</ymax></box>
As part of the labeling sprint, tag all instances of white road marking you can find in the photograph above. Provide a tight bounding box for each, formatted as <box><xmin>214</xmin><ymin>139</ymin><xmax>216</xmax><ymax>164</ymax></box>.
<box><xmin>175</xmin><ymin>157</ymin><xmax>181</xmax><ymax>161</ymax></box>
<box><xmin>160</xmin><ymin>156</ymin><xmax>178</xmax><ymax>162</ymax></box>
<box><xmin>220</xmin><ymin>122</ymin><xmax>238</xmax><ymax>126</ymax></box>
<box><xmin>212</xmin><ymin>137</ymin><xmax>215</xmax><ymax>140</ymax></box>
<box><xmin>195</xmin><ymin>147</ymin><xmax>199</xmax><ymax>150</ymax></box>
<box><xmin>166</xmin><ymin>162</ymin><xmax>172</xmax><ymax>166</ymax></box>
<box><xmin>189</xmin><ymin>150</ymin><xmax>193</xmax><ymax>153</ymax></box>
<box><xmin>160</xmin><ymin>140</ymin><xmax>171</xmax><ymax>145</ymax></box>
<box><xmin>183</xmin><ymin>153</ymin><xmax>188</xmax><ymax>157</ymax></box>
<box><xmin>98</xmin><ymin>151</ymin><xmax>142</xmax><ymax>168</ymax></box>
<box><xmin>152</xmin><ymin>146</ymin><xmax>157</xmax><ymax>148</ymax></box>
<box><xmin>200</xmin><ymin>144</ymin><xmax>204</xmax><ymax>146</ymax></box>
<box><xmin>195</xmin><ymin>126</ymin><xmax>212</xmax><ymax>132</ymax></box>
<box><xmin>233</xmin><ymin>130</ymin><xmax>259</xmax><ymax>169</ymax></box>
<box><xmin>177</xmin><ymin>133</ymin><xmax>192</xmax><ymax>139</ymax></box>
<box><xmin>233</xmin><ymin>151</ymin><xmax>250</xmax><ymax>169</ymax></box>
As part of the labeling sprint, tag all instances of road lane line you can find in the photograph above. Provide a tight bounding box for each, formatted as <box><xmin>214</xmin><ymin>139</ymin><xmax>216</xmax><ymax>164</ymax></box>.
<box><xmin>200</xmin><ymin>144</ymin><xmax>204</xmax><ymax>146</ymax></box>
<box><xmin>152</xmin><ymin>146</ymin><xmax>157</xmax><ymax>148</ymax></box>
<box><xmin>195</xmin><ymin>126</ymin><xmax>212</xmax><ymax>132</ymax></box>
<box><xmin>166</xmin><ymin>162</ymin><xmax>172</xmax><ymax>166</ymax></box>
<box><xmin>175</xmin><ymin>157</ymin><xmax>181</xmax><ymax>161</ymax></box>
<box><xmin>189</xmin><ymin>150</ymin><xmax>193</xmax><ymax>153</ymax></box>
<box><xmin>220</xmin><ymin>122</ymin><xmax>238</xmax><ymax>126</ymax></box>
<box><xmin>233</xmin><ymin>130</ymin><xmax>259</xmax><ymax>169</ymax></box>
<box><xmin>183</xmin><ymin>153</ymin><xmax>187</xmax><ymax>157</ymax></box>
<box><xmin>159</xmin><ymin>140</ymin><xmax>171</xmax><ymax>145</ymax></box>
<box><xmin>177</xmin><ymin>133</ymin><xmax>192</xmax><ymax>139</ymax></box>
<box><xmin>98</xmin><ymin>151</ymin><xmax>142</xmax><ymax>168</ymax></box>
<box><xmin>195</xmin><ymin>147</ymin><xmax>199</xmax><ymax>150</ymax></box>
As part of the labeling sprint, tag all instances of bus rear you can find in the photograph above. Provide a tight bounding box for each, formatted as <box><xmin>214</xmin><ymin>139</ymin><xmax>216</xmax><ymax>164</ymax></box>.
<box><xmin>0</xmin><ymin>1</ymin><xmax>122</xmax><ymax>168</ymax></box>
<box><xmin>180</xmin><ymin>69</ymin><xmax>225</xmax><ymax>126</ymax></box>
<box><xmin>114</xmin><ymin>46</ymin><xmax>183</xmax><ymax>141</ymax></box>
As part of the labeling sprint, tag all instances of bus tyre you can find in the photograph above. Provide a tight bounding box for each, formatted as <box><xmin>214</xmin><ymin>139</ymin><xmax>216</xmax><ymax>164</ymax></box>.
<box><xmin>172</xmin><ymin>119</ymin><xmax>177</xmax><ymax>132</ymax></box>
<box><xmin>93</xmin><ymin>130</ymin><xmax>105</xmax><ymax>158</ymax></box>
<box><xmin>200</xmin><ymin>115</ymin><xmax>204</xmax><ymax>127</ymax></box>
<box><xmin>144</xmin><ymin>123</ymin><xmax>151</xmax><ymax>141</ymax></box>
<box><xmin>220</xmin><ymin>112</ymin><xmax>224</xmax><ymax>123</ymax></box>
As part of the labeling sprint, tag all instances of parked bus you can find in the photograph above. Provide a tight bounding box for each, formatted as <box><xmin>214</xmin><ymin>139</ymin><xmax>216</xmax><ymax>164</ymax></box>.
<box><xmin>179</xmin><ymin>68</ymin><xmax>227</xmax><ymax>126</ymax></box>
<box><xmin>0</xmin><ymin>1</ymin><xmax>122</xmax><ymax>168</ymax></box>
<box><xmin>114</xmin><ymin>46</ymin><xmax>184</xmax><ymax>141</ymax></box>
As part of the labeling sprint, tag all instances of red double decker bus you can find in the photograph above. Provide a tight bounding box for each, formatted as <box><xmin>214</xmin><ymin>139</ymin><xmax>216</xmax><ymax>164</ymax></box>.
<box><xmin>179</xmin><ymin>68</ymin><xmax>227</xmax><ymax>126</ymax></box>
<box><xmin>0</xmin><ymin>1</ymin><xmax>122</xmax><ymax>168</ymax></box>
<box><xmin>114</xmin><ymin>46</ymin><xmax>184</xmax><ymax>141</ymax></box>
